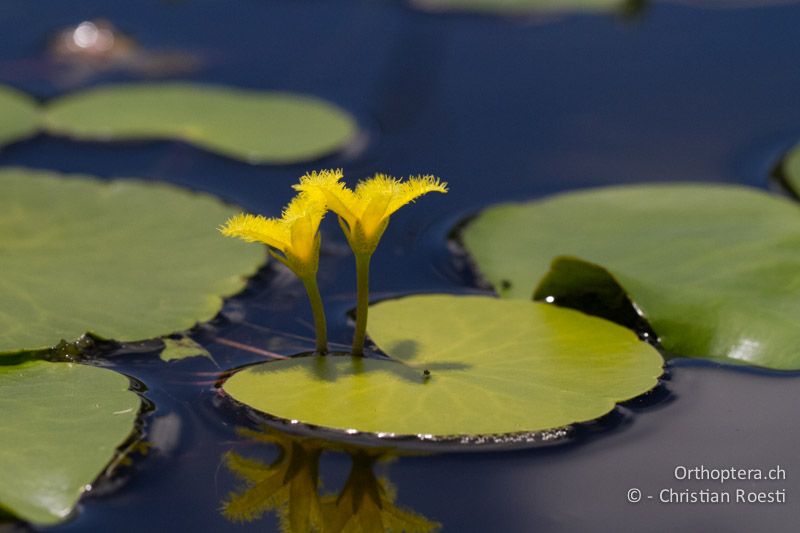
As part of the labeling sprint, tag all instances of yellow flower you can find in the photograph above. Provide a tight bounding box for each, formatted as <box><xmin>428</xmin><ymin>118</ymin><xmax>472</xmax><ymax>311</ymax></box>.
<box><xmin>294</xmin><ymin>170</ymin><xmax>448</xmax><ymax>254</ymax></box>
<box><xmin>294</xmin><ymin>169</ymin><xmax>447</xmax><ymax>356</ymax></box>
<box><xmin>219</xmin><ymin>191</ymin><xmax>327</xmax><ymax>278</ymax></box>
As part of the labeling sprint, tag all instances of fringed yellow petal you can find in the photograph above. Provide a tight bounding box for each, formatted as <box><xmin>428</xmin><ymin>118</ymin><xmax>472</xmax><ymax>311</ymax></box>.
<box><xmin>221</xmin><ymin>190</ymin><xmax>329</xmax><ymax>273</ymax></box>
<box><xmin>219</xmin><ymin>213</ymin><xmax>290</xmax><ymax>251</ymax></box>
<box><xmin>386</xmin><ymin>175</ymin><xmax>448</xmax><ymax>216</ymax></box>
<box><xmin>351</xmin><ymin>174</ymin><xmax>399</xmax><ymax>239</ymax></box>
<box><xmin>360</xmin><ymin>192</ymin><xmax>393</xmax><ymax>238</ymax></box>
<box><xmin>293</xmin><ymin>169</ymin><xmax>359</xmax><ymax>227</ymax></box>
<box><xmin>354</xmin><ymin>173</ymin><xmax>402</xmax><ymax>205</ymax></box>
<box><xmin>289</xmin><ymin>169</ymin><xmax>446</xmax><ymax>261</ymax></box>
<box><xmin>294</xmin><ymin>168</ymin><xmax>344</xmax><ymax>188</ymax></box>
<box><xmin>289</xmin><ymin>216</ymin><xmax>317</xmax><ymax>265</ymax></box>
<box><xmin>283</xmin><ymin>191</ymin><xmax>327</xmax><ymax>237</ymax></box>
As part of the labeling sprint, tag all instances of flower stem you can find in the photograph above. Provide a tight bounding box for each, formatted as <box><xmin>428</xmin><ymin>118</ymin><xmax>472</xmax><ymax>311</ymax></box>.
<box><xmin>352</xmin><ymin>252</ymin><xmax>372</xmax><ymax>356</ymax></box>
<box><xmin>301</xmin><ymin>276</ymin><xmax>328</xmax><ymax>355</ymax></box>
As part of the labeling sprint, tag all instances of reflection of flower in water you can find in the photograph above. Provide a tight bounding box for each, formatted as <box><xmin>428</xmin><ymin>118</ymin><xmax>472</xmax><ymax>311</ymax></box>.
<box><xmin>320</xmin><ymin>451</ymin><xmax>438</xmax><ymax>533</ymax></box>
<box><xmin>222</xmin><ymin>428</ymin><xmax>323</xmax><ymax>530</ymax></box>
<box><xmin>221</xmin><ymin>427</ymin><xmax>440</xmax><ymax>532</ymax></box>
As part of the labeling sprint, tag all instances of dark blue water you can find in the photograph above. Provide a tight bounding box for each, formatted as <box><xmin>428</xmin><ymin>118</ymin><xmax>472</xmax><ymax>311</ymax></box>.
<box><xmin>1</xmin><ymin>1</ymin><xmax>799</xmax><ymax>531</ymax></box>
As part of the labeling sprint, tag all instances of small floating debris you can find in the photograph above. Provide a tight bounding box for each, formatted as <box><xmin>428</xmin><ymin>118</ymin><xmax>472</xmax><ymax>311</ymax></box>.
<box><xmin>44</xmin><ymin>19</ymin><xmax>202</xmax><ymax>86</ymax></box>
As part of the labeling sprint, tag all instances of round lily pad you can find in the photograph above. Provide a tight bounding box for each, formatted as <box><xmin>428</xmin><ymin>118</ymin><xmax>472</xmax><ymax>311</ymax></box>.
<box><xmin>0</xmin><ymin>85</ymin><xmax>40</xmax><ymax>149</ymax></box>
<box><xmin>43</xmin><ymin>83</ymin><xmax>357</xmax><ymax>164</ymax></box>
<box><xmin>0</xmin><ymin>168</ymin><xmax>265</xmax><ymax>354</ymax></box>
<box><xmin>223</xmin><ymin>295</ymin><xmax>663</xmax><ymax>440</ymax></box>
<box><xmin>0</xmin><ymin>360</ymin><xmax>140</xmax><ymax>525</ymax></box>
<box><xmin>462</xmin><ymin>183</ymin><xmax>800</xmax><ymax>370</ymax></box>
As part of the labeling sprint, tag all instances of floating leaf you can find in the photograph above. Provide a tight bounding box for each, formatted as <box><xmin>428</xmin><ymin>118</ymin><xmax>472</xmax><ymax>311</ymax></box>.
<box><xmin>160</xmin><ymin>336</ymin><xmax>212</xmax><ymax>362</ymax></box>
<box><xmin>223</xmin><ymin>295</ymin><xmax>662</xmax><ymax>439</ymax></box>
<box><xmin>0</xmin><ymin>86</ymin><xmax>40</xmax><ymax>149</ymax></box>
<box><xmin>411</xmin><ymin>0</ymin><xmax>635</xmax><ymax>15</ymax></box>
<box><xmin>0</xmin><ymin>360</ymin><xmax>140</xmax><ymax>525</ymax></box>
<box><xmin>0</xmin><ymin>168</ymin><xmax>265</xmax><ymax>354</ymax></box>
<box><xmin>462</xmin><ymin>183</ymin><xmax>800</xmax><ymax>370</ymax></box>
<box><xmin>43</xmin><ymin>83</ymin><xmax>357</xmax><ymax>164</ymax></box>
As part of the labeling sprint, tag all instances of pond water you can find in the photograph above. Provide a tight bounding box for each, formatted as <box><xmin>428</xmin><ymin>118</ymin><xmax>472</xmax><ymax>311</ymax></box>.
<box><xmin>1</xmin><ymin>0</ymin><xmax>799</xmax><ymax>531</ymax></box>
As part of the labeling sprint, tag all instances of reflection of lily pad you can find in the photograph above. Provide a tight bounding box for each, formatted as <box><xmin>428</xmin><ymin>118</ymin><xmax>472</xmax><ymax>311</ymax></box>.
<box><xmin>411</xmin><ymin>0</ymin><xmax>633</xmax><ymax>15</ymax></box>
<box><xmin>0</xmin><ymin>86</ymin><xmax>39</xmax><ymax>149</ymax></box>
<box><xmin>0</xmin><ymin>360</ymin><xmax>140</xmax><ymax>525</ymax></box>
<box><xmin>223</xmin><ymin>295</ymin><xmax>662</xmax><ymax>439</ymax></box>
<box><xmin>44</xmin><ymin>83</ymin><xmax>357</xmax><ymax>164</ymax></box>
<box><xmin>462</xmin><ymin>184</ymin><xmax>800</xmax><ymax>370</ymax></box>
<box><xmin>0</xmin><ymin>168</ymin><xmax>265</xmax><ymax>354</ymax></box>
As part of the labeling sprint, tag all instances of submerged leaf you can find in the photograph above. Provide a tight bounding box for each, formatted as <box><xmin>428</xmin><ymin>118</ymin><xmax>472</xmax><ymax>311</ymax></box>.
<box><xmin>223</xmin><ymin>295</ymin><xmax>662</xmax><ymax>439</ymax></box>
<box><xmin>160</xmin><ymin>336</ymin><xmax>212</xmax><ymax>362</ymax></box>
<box><xmin>0</xmin><ymin>360</ymin><xmax>140</xmax><ymax>525</ymax></box>
<box><xmin>0</xmin><ymin>168</ymin><xmax>265</xmax><ymax>354</ymax></box>
<box><xmin>44</xmin><ymin>83</ymin><xmax>357</xmax><ymax>164</ymax></box>
<box><xmin>462</xmin><ymin>183</ymin><xmax>800</xmax><ymax>369</ymax></box>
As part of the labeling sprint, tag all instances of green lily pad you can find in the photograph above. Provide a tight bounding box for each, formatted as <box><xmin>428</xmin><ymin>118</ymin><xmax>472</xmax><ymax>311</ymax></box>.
<box><xmin>0</xmin><ymin>360</ymin><xmax>140</xmax><ymax>525</ymax></box>
<box><xmin>411</xmin><ymin>0</ymin><xmax>634</xmax><ymax>15</ymax></box>
<box><xmin>223</xmin><ymin>295</ymin><xmax>663</xmax><ymax>439</ymax></box>
<box><xmin>0</xmin><ymin>168</ymin><xmax>265</xmax><ymax>354</ymax></box>
<box><xmin>43</xmin><ymin>83</ymin><xmax>357</xmax><ymax>164</ymax></box>
<box><xmin>461</xmin><ymin>183</ymin><xmax>800</xmax><ymax>370</ymax></box>
<box><xmin>0</xmin><ymin>86</ymin><xmax>40</xmax><ymax>149</ymax></box>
